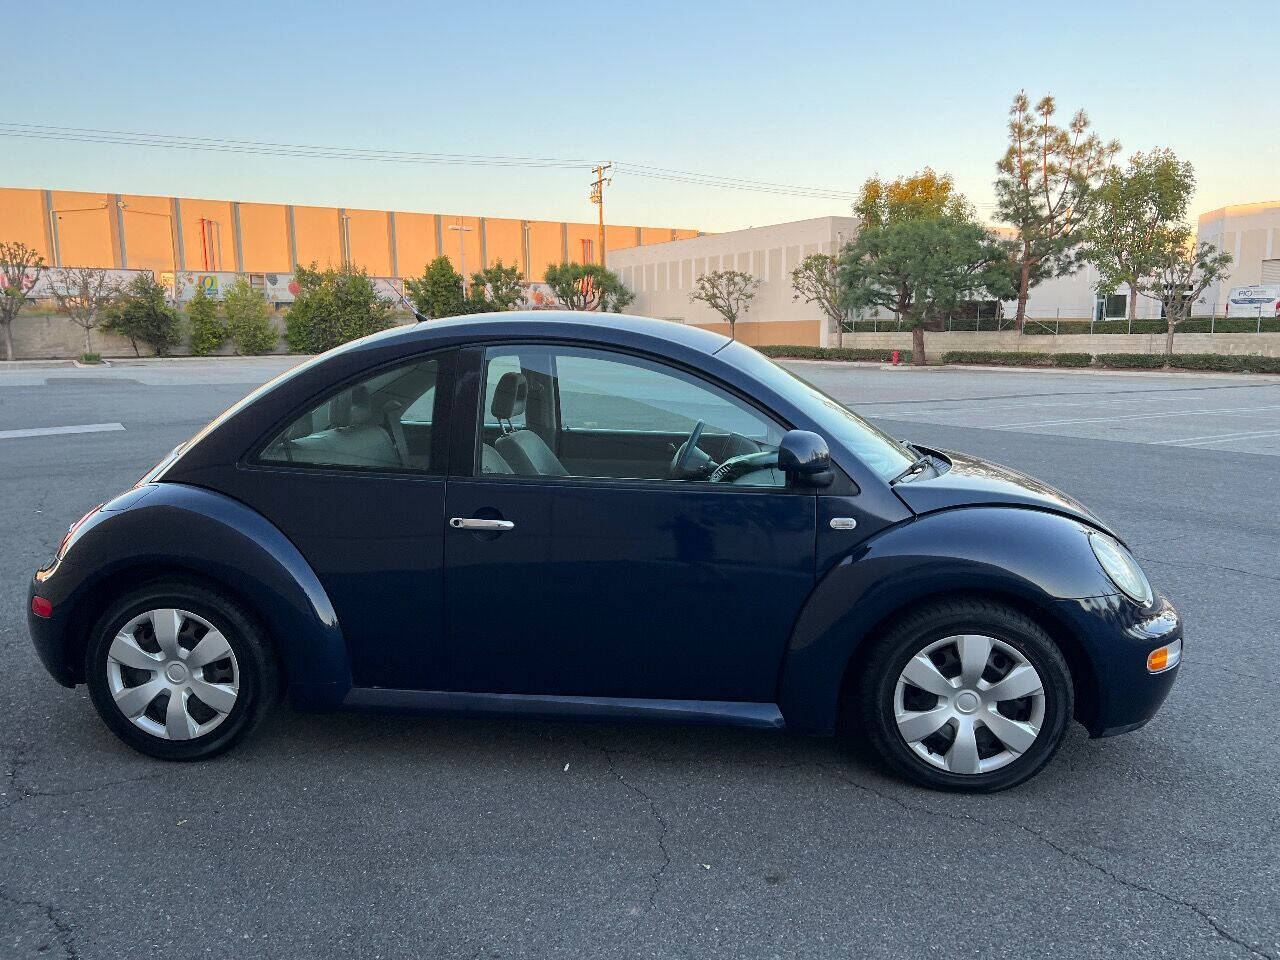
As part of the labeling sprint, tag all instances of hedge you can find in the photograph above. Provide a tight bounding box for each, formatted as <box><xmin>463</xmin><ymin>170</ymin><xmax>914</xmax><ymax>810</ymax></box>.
<box><xmin>939</xmin><ymin>351</ymin><xmax>1092</xmax><ymax>368</ymax></box>
<box><xmin>1094</xmin><ymin>353</ymin><xmax>1167</xmax><ymax>368</ymax></box>
<box><xmin>754</xmin><ymin>345</ymin><xmax>902</xmax><ymax>362</ymax></box>
<box><xmin>755</xmin><ymin>344</ymin><xmax>1279</xmax><ymax>373</ymax></box>
<box><xmin>1165</xmin><ymin>353</ymin><xmax>1280</xmax><ymax>373</ymax></box>
<box><xmin>1051</xmin><ymin>352</ymin><xmax>1093</xmax><ymax>367</ymax></box>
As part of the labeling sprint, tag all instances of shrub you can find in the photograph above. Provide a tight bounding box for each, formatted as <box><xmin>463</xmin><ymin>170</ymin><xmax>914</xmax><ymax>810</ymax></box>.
<box><xmin>224</xmin><ymin>278</ymin><xmax>278</xmax><ymax>355</ymax></box>
<box><xmin>285</xmin><ymin>264</ymin><xmax>394</xmax><ymax>353</ymax></box>
<box><xmin>187</xmin><ymin>285</ymin><xmax>226</xmax><ymax>356</ymax></box>
<box><xmin>101</xmin><ymin>273</ymin><xmax>181</xmax><ymax>356</ymax></box>
<box><xmin>1095</xmin><ymin>353</ymin><xmax>1167</xmax><ymax>369</ymax></box>
<box><xmin>78</xmin><ymin>352</ymin><xmax>102</xmax><ymax>364</ymax></box>
<box><xmin>754</xmin><ymin>345</ymin><xmax>899</xmax><ymax>362</ymax></box>
<box><xmin>1165</xmin><ymin>353</ymin><xmax>1280</xmax><ymax>374</ymax></box>
<box><xmin>941</xmin><ymin>351</ymin><xmax>1054</xmax><ymax>367</ymax></box>
<box><xmin>1051</xmin><ymin>352</ymin><xmax>1093</xmax><ymax>367</ymax></box>
<box><xmin>406</xmin><ymin>256</ymin><xmax>466</xmax><ymax>319</ymax></box>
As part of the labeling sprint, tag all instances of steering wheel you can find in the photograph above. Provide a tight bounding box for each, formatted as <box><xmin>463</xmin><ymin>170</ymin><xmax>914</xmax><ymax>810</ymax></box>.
<box><xmin>669</xmin><ymin>420</ymin><xmax>708</xmax><ymax>479</ymax></box>
<box><xmin>709</xmin><ymin>450</ymin><xmax>779</xmax><ymax>483</ymax></box>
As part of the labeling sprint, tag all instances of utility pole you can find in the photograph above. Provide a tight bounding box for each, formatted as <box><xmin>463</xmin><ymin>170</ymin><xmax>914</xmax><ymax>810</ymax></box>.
<box><xmin>590</xmin><ymin>163</ymin><xmax>611</xmax><ymax>268</ymax></box>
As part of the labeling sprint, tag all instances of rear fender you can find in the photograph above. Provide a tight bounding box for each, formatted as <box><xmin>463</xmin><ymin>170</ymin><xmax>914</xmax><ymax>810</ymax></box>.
<box><xmin>39</xmin><ymin>482</ymin><xmax>350</xmax><ymax>708</ymax></box>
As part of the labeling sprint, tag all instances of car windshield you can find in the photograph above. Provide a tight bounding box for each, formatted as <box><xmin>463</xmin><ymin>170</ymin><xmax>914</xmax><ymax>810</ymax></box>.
<box><xmin>723</xmin><ymin>342</ymin><xmax>916</xmax><ymax>481</ymax></box>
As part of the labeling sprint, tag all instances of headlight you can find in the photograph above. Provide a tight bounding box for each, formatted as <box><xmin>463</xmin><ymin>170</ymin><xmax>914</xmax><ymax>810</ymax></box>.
<box><xmin>1089</xmin><ymin>532</ymin><xmax>1153</xmax><ymax>606</ymax></box>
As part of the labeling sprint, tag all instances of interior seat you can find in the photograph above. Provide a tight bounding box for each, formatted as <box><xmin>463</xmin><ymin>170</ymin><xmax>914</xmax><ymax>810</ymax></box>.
<box><xmin>490</xmin><ymin>372</ymin><xmax>569</xmax><ymax>477</ymax></box>
<box><xmin>287</xmin><ymin>385</ymin><xmax>401</xmax><ymax>469</ymax></box>
<box><xmin>481</xmin><ymin>443</ymin><xmax>514</xmax><ymax>475</ymax></box>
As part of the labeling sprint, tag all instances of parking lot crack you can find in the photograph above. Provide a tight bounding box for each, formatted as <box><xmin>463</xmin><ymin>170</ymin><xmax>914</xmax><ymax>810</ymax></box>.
<box><xmin>827</xmin><ymin>767</ymin><xmax>1275</xmax><ymax>960</ymax></box>
<box><xmin>1</xmin><ymin>743</ymin><xmax>173</xmax><ymax>810</ymax></box>
<box><xmin>0</xmin><ymin>887</ymin><xmax>79</xmax><ymax>959</ymax></box>
<box><xmin>598</xmin><ymin>745</ymin><xmax>672</xmax><ymax>914</ymax></box>
<box><xmin>1138</xmin><ymin>554</ymin><xmax>1280</xmax><ymax>585</ymax></box>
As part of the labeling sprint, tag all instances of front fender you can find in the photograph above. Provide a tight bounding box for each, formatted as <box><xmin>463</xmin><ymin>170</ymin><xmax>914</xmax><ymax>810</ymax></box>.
<box><xmin>779</xmin><ymin>506</ymin><xmax>1118</xmax><ymax>733</ymax></box>
<box><xmin>33</xmin><ymin>482</ymin><xmax>350</xmax><ymax>708</ymax></box>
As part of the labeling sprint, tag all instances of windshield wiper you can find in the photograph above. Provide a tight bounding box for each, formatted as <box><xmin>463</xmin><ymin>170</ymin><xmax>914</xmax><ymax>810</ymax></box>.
<box><xmin>890</xmin><ymin>453</ymin><xmax>931</xmax><ymax>484</ymax></box>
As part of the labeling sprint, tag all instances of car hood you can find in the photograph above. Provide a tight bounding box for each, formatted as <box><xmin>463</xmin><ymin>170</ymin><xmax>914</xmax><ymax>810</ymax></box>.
<box><xmin>894</xmin><ymin>447</ymin><xmax>1115</xmax><ymax>536</ymax></box>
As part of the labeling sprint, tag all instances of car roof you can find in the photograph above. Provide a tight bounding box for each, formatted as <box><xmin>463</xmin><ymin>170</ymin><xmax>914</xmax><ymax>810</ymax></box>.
<box><xmin>349</xmin><ymin>310</ymin><xmax>732</xmax><ymax>356</ymax></box>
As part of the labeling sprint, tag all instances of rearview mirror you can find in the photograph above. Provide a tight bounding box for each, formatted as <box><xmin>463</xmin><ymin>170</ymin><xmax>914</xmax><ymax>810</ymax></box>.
<box><xmin>778</xmin><ymin>430</ymin><xmax>832</xmax><ymax>487</ymax></box>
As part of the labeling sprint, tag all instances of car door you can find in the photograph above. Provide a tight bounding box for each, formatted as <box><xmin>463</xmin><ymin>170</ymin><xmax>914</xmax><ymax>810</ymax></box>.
<box><xmin>226</xmin><ymin>349</ymin><xmax>455</xmax><ymax>690</ymax></box>
<box><xmin>442</xmin><ymin>344</ymin><xmax>816</xmax><ymax>704</ymax></box>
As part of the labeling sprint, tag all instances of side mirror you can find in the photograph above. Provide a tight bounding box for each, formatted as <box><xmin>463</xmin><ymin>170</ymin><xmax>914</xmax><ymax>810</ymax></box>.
<box><xmin>778</xmin><ymin>430</ymin><xmax>833</xmax><ymax>488</ymax></box>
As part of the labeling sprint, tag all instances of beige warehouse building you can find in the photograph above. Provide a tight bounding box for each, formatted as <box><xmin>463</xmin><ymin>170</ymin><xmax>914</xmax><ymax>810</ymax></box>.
<box><xmin>610</xmin><ymin>217</ymin><xmax>860</xmax><ymax>347</ymax></box>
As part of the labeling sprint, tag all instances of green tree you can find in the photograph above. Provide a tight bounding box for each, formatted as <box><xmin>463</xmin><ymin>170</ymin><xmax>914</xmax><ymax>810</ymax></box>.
<box><xmin>543</xmin><ymin>262</ymin><xmax>634</xmax><ymax>312</ymax></box>
<box><xmin>285</xmin><ymin>263</ymin><xmax>394</xmax><ymax>353</ymax></box>
<box><xmin>1084</xmin><ymin>149</ymin><xmax>1196</xmax><ymax>322</ymax></box>
<box><xmin>790</xmin><ymin>252</ymin><xmax>848</xmax><ymax>346</ymax></box>
<box><xmin>187</xmin><ymin>284</ymin><xmax>227</xmax><ymax>355</ymax></box>
<box><xmin>690</xmin><ymin>270</ymin><xmax>760</xmax><ymax>340</ymax></box>
<box><xmin>994</xmin><ymin>91</ymin><xmax>1119</xmax><ymax>329</ymax></box>
<box><xmin>406</xmin><ymin>256</ymin><xmax>467</xmax><ymax>319</ymax></box>
<box><xmin>470</xmin><ymin>260</ymin><xmax>526</xmax><ymax>311</ymax></box>
<box><xmin>842</xmin><ymin>173</ymin><xmax>1013</xmax><ymax>364</ymax></box>
<box><xmin>0</xmin><ymin>240</ymin><xmax>46</xmax><ymax>361</ymax></box>
<box><xmin>1138</xmin><ymin>228</ymin><xmax>1233</xmax><ymax>355</ymax></box>
<box><xmin>224</xmin><ymin>277</ymin><xmax>278</xmax><ymax>355</ymax></box>
<box><xmin>102</xmin><ymin>272</ymin><xmax>182</xmax><ymax>356</ymax></box>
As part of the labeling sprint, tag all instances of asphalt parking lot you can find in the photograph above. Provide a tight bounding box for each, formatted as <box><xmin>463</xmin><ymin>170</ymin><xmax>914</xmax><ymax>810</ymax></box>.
<box><xmin>2</xmin><ymin>356</ymin><xmax>1278</xmax><ymax>959</ymax></box>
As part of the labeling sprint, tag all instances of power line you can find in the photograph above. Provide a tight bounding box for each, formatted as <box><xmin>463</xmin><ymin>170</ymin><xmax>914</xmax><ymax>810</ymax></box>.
<box><xmin>616</xmin><ymin>162</ymin><xmax>858</xmax><ymax>200</ymax></box>
<box><xmin>0</xmin><ymin>122</ymin><xmax>858</xmax><ymax>202</ymax></box>
<box><xmin>0</xmin><ymin>123</ymin><xmax>591</xmax><ymax>169</ymax></box>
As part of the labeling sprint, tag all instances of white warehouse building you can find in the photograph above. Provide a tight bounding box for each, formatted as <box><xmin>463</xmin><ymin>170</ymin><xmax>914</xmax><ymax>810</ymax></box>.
<box><xmin>612</xmin><ymin>203</ymin><xmax>1279</xmax><ymax>346</ymax></box>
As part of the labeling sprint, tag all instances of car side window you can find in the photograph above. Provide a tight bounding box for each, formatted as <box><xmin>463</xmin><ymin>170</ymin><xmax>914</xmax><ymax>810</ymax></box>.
<box><xmin>259</xmin><ymin>357</ymin><xmax>441</xmax><ymax>472</ymax></box>
<box><xmin>477</xmin><ymin>346</ymin><xmax>786</xmax><ymax>486</ymax></box>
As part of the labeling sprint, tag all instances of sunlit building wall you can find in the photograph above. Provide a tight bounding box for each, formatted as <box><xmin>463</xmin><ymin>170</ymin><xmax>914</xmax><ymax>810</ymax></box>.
<box><xmin>0</xmin><ymin>186</ymin><xmax>699</xmax><ymax>280</ymax></box>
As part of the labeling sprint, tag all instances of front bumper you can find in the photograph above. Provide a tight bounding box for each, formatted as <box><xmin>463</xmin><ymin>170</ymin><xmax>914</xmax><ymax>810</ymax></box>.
<box><xmin>1062</xmin><ymin>593</ymin><xmax>1182</xmax><ymax>738</ymax></box>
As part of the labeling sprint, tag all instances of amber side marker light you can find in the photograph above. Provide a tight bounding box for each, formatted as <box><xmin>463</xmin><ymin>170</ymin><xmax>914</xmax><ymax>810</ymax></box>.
<box><xmin>1147</xmin><ymin>639</ymin><xmax>1181</xmax><ymax>674</ymax></box>
<box><xmin>31</xmin><ymin>596</ymin><xmax>53</xmax><ymax>619</ymax></box>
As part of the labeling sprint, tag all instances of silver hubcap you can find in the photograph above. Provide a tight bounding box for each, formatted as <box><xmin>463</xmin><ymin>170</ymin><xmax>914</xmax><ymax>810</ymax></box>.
<box><xmin>893</xmin><ymin>634</ymin><xmax>1045</xmax><ymax>775</ymax></box>
<box><xmin>106</xmin><ymin>608</ymin><xmax>240</xmax><ymax>741</ymax></box>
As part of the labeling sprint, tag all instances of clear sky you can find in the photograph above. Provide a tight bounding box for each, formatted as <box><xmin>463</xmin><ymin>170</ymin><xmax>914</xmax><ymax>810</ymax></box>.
<box><xmin>6</xmin><ymin>0</ymin><xmax>1276</xmax><ymax>233</ymax></box>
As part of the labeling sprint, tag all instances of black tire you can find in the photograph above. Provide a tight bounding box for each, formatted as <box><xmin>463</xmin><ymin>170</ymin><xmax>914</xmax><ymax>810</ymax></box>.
<box><xmin>857</xmin><ymin>599</ymin><xmax>1073</xmax><ymax>793</ymax></box>
<box><xmin>85</xmin><ymin>579</ymin><xmax>278</xmax><ymax>761</ymax></box>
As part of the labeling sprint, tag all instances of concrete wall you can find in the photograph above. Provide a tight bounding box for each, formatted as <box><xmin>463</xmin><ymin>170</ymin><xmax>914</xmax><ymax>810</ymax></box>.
<box><xmin>829</xmin><ymin>330</ymin><xmax>1280</xmax><ymax>362</ymax></box>
<box><xmin>0</xmin><ymin>186</ymin><xmax>698</xmax><ymax>284</ymax></box>
<box><xmin>8</xmin><ymin>311</ymin><xmax>420</xmax><ymax>360</ymax></box>
<box><xmin>10</xmin><ymin>314</ymin><xmax>1280</xmax><ymax>363</ymax></box>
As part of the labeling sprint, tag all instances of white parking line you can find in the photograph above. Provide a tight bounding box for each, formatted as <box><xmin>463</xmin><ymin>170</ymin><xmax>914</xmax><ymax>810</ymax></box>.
<box><xmin>0</xmin><ymin>422</ymin><xmax>126</xmax><ymax>441</ymax></box>
<box><xmin>983</xmin><ymin>403</ymin><xmax>1280</xmax><ymax>430</ymax></box>
<box><xmin>1158</xmin><ymin>428</ymin><xmax>1280</xmax><ymax>447</ymax></box>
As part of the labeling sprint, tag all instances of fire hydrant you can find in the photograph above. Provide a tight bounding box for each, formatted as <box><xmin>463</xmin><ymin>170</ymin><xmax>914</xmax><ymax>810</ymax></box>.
<box><xmin>891</xmin><ymin>350</ymin><xmax>900</xmax><ymax>366</ymax></box>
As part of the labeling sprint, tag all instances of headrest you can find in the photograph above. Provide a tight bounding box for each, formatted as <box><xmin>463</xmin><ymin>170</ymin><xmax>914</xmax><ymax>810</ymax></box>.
<box><xmin>491</xmin><ymin>371</ymin><xmax>528</xmax><ymax>421</ymax></box>
<box><xmin>331</xmin><ymin>385</ymin><xmax>374</xmax><ymax>428</ymax></box>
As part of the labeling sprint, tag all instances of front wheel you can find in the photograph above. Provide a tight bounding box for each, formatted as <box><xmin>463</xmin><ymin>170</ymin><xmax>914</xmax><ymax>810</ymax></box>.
<box><xmin>85</xmin><ymin>579</ymin><xmax>278</xmax><ymax>760</ymax></box>
<box><xmin>857</xmin><ymin>600</ymin><xmax>1073</xmax><ymax>792</ymax></box>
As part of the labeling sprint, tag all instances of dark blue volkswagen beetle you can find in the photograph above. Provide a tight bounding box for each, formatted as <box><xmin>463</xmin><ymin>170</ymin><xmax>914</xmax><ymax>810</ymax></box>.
<box><xmin>28</xmin><ymin>313</ymin><xmax>1181</xmax><ymax>791</ymax></box>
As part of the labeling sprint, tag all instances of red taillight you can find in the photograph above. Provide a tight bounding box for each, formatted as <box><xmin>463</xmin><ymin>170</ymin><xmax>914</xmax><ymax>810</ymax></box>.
<box><xmin>31</xmin><ymin>596</ymin><xmax>53</xmax><ymax>618</ymax></box>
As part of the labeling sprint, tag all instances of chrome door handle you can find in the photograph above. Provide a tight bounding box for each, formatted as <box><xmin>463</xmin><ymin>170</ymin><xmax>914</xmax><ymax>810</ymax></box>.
<box><xmin>449</xmin><ymin>517</ymin><xmax>515</xmax><ymax>531</ymax></box>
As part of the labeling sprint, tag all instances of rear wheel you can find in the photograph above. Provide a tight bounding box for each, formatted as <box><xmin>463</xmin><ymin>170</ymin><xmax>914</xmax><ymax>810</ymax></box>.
<box><xmin>85</xmin><ymin>580</ymin><xmax>278</xmax><ymax>760</ymax></box>
<box><xmin>857</xmin><ymin>599</ymin><xmax>1073</xmax><ymax>792</ymax></box>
